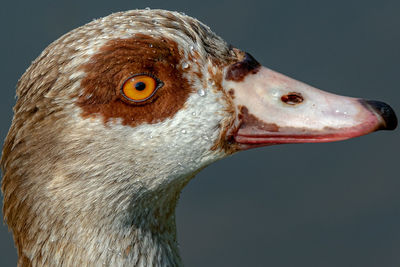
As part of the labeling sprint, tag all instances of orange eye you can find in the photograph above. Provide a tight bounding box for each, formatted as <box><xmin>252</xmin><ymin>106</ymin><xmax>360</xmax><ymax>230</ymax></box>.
<box><xmin>121</xmin><ymin>74</ymin><xmax>163</xmax><ymax>102</ymax></box>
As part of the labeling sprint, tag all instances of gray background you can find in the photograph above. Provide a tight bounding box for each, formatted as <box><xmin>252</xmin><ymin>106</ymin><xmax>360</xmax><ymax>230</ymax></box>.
<box><xmin>1</xmin><ymin>0</ymin><xmax>399</xmax><ymax>266</ymax></box>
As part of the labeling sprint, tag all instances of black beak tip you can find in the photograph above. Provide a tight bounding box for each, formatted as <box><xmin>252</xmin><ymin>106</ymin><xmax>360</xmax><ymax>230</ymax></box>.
<box><xmin>362</xmin><ymin>100</ymin><xmax>398</xmax><ymax>130</ymax></box>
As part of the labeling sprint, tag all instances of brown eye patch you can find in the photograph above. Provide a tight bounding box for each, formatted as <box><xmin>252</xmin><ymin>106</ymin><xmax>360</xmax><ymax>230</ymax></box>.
<box><xmin>77</xmin><ymin>34</ymin><xmax>192</xmax><ymax>127</ymax></box>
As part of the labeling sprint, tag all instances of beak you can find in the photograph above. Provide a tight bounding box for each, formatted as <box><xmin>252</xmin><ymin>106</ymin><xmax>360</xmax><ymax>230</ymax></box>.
<box><xmin>224</xmin><ymin>53</ymin><xmax>397</xmax><ymax>149</ymax></box>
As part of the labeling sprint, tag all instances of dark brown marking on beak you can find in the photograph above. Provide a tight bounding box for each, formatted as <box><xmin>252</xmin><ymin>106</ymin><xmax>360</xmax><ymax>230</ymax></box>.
<box><xmin>225</xmin><ymin>52</ymin><xmax>261</xmax><ymax>82</ymax></box>
<box><xmin>238</xmin><ymin>106</ymin><xmax>280</xmax><ymax>132</ymax></box>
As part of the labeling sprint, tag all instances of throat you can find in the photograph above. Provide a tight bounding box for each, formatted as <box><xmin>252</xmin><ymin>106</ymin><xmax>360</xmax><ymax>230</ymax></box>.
<box><xmin>40</xmin><ymin>218</ymin><xmax>182</xmax><ymax>266</ymax></box>
<box><xmin>18</xmin><ymin>184</ymin><xmax>186</xmax><ymax>267</ymax></box>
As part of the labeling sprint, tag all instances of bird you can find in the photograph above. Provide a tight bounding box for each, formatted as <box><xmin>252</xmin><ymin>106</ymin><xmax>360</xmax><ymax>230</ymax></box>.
<box><xmin>1</xmin><ymin>9</ymin><xmax>397</xmax><ymax>267</ymax></box>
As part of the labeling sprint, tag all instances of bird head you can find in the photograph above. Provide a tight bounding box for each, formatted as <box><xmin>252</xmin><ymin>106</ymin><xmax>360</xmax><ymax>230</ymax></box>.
<box><xmin>1</xmin><ymin>10</ymin><xmax>397</xmax><ymax>265</ymax></box>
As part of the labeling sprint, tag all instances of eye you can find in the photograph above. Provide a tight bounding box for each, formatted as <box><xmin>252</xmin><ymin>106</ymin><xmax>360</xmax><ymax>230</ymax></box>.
<box><xmin>121</xmin><ymin>74</ymin><xmax>163</xmax><ymax>102</ymax></box>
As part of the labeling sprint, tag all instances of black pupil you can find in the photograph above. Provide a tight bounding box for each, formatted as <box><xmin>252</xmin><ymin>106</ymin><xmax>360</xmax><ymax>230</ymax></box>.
<box><xmin>135</xmin><ymin>82</ymin><xmax>146</xmax><ymax>91</ymax></box>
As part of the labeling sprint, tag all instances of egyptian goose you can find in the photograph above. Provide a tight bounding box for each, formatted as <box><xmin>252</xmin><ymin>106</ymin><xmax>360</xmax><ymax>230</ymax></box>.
<box><xmin>1</xmin><ymin>9</ymin><xmax>397</xmax><ymax>266</ymax></box>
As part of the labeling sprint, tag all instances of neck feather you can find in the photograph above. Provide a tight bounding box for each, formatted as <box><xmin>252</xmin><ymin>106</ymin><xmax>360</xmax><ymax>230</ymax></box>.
<box><xmin>7</xmin><ymin>171</ymin><xmax>190</xmax><ymax>267</ymax></box>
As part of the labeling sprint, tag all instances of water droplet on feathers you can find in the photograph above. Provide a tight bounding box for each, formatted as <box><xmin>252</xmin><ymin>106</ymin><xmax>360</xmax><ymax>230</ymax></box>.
<box><xmin>197</xmin><ymin>89</ymin><xmax>206</xmax><ymax>97</ymax></box>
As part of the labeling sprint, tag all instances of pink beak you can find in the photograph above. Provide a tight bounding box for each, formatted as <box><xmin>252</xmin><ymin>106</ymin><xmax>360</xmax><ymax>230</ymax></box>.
<box><xmin>224</xmin><ymin>53</ymin><xmax>397</xmax><ymax>149</ymax></box>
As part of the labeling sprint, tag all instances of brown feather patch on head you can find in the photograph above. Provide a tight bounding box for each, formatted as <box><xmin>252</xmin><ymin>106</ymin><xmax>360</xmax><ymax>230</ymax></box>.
<box><xmin>77</xmin><ymin>34</ymin><xmax>193</xmax><ymax>127</ymax></box>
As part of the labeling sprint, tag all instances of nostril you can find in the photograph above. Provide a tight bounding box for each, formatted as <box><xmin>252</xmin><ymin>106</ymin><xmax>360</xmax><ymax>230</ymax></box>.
<box><xmin>281</xmin><ymin>92</ymin><xmax>304</xmax><ymax>105</ymax></box>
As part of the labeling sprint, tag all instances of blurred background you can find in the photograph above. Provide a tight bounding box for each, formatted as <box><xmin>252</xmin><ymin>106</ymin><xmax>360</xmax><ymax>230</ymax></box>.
<box><xmin>1</xmin><ymin>0</ymin><xmax>399</xmax><ymax>266</ymax></box>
